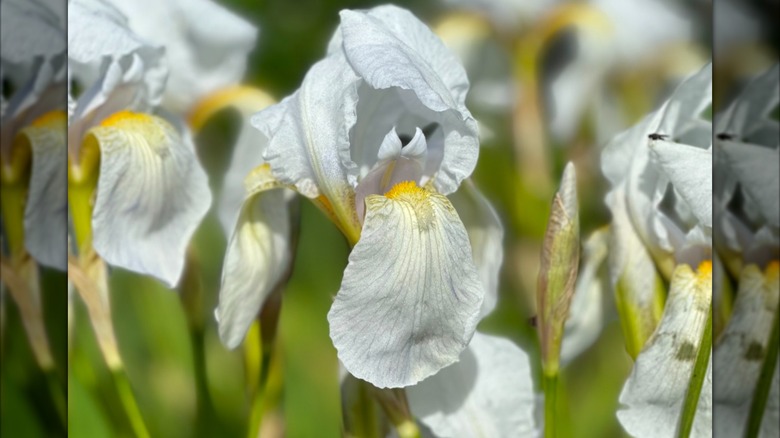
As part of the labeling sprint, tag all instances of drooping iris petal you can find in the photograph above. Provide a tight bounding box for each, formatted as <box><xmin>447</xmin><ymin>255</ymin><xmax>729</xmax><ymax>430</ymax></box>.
<box><xmin>617</xmin><ymin>262</ymin><xmax>712</xmax><ymax>437</ymax></box>
<box><xmin>86</xmin><ymin>111</ymin><xmax>211</xmax><ymax>287</ymax></box>
<box><xmin>328</xmin><ymin>182</ymin><xmax>483</xmax><ymax>388</ymax></box>
<box><xmin>714</xmin><ymin>262</ymin><xmax>779</xmax><ymax>436</ymax></box>
<box><xmin>335</xmin><ymin>5</ymin><xmax>479</xmax><ymax>195</ymax></box>
<box><xmin>18</xmin><ymin>111</ymin><xmax>68</xmax><ymax>270</ymax></box>
<box><xmin>408</xmin><ymin>332</ymin><xmax>539</xmax><ymax>437</ymax></box>
<box><xmin>105</xmin><ymin>0</ymin><xmax>257</xmax><ymax>113</ymax></box>
<box><xmin>217</xmin><ymin>186</ymin><xmax>294</xmax><ymax>349</ymax></box>
<box><xmin>449</xmin><ymin>179</ymin><xmax>503</xmax><ymax>318</ymax></box>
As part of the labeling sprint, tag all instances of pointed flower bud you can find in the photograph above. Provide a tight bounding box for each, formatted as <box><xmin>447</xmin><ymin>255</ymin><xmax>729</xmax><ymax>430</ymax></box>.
<box><xmin>537</xmin><ymin>162</ymin><xmax>580</xmax><ymax>375</ymax></box>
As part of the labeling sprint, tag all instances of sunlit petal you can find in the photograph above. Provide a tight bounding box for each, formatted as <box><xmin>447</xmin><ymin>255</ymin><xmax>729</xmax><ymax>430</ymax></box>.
<box><xmin>336</xmin><ymin>6</ymin><xmax>478</xmax><ymax>195</ymax></box>
<box><xmin>329</xmin><ymin>182</ymin><xmax>483</xmax><ymax>388</ymax></box>
<box><xmin>258</xmin><ymin>55</ymin><xmax>361</xmax><ymax>240</ymax></box>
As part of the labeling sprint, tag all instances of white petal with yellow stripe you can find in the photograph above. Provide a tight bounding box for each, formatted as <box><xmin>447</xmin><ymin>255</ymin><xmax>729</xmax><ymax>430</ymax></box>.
<box><xmin>216</xmin><ymin>164</ymin><xmax>294</xmax><ymax>349</ymax></box>
<box><xmin>86</xmin><ymin>110</ymin><xmax>211</xmax><ymax>287</ymax></box>
<box><xmin>328</xmin><ymin>181</ymin><xmax>483</xmax><ymax>388</ymax></box>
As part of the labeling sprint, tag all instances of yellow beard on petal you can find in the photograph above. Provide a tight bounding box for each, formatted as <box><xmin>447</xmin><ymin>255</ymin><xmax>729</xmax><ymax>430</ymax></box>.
<box><xmin>100</xmin><ymin>110</ymin><xmax>152</xmax><ymax>127</ymax></box>
<box><xmin>385</xmin><ymin>181</ymin><xmax>438</xmax><ymax>229</ymax></box>
<box><xmin>697</xmin><ymin>259</ymin><xmax>712</xmax><ymax>281</ymax></box>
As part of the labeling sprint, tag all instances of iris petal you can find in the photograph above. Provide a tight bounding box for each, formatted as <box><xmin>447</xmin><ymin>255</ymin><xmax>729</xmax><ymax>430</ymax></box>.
<box><xmin>217</xmin><ymin>189</ymin><xmax>294</xmax><ymax>349</ymax></box>
<box><xmin>88</xmin><ymin>111</ymin><xmax>211</xmax><ymax>287</ymax></box>
<box><xmin>329</xmin><ymin>182</ymin><xmax>483</xmax><ymax>388</ymax></box>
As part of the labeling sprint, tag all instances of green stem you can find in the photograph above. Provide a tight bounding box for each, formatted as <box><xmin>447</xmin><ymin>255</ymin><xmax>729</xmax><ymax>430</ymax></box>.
<box><xmin>45</xmin><ymin>368</ymin><xmax>67</xmax><ymax>428</ymax></box>
<box><xmin>372</xmin><ymin>388</ymin><xmax>420</xmax><ymax>438</ymax></box>
<box><xmin>112</xmin><ymin>368</ymin><xmax>150</xmax><ymax>438</ymax></box>
<box><xmin>677</xmin><ymin>302</ymin><xmax>713</xmax><ymax>438</ymax></box>
<box><xmin>179</xmin><ymin>249</ymin><xmax>221</xmax><ymax>431</ymax></box>
<box><xmin>245</xmin><ymin>322</ymin><xmax>264</xmax><ymax>438</ymax></box>
<box><xmin>543</xmin><ymin>372</ymin><xmax>558</xmax><ymax>438</ymax></box>
<box><xmin>191</xmin><ymin>326</ymin><xmax>220</xmax><ymax>430</ymax></box>
<box><xmin>745</xmin><ymin>296</ymin><xmax>780</xmax><ymax>438</ymax></box>
<box><xmin>349</xmin><ymin>380</ymin><xmax>379</xmax><ymax>438</ymax></box>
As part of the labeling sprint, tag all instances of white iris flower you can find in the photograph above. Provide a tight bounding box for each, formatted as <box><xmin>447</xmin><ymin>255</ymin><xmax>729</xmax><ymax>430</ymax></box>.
<box><xmin>103</xmin><ymin>0</ymin><xmax>280</xmax><ymax>244</ymax></box>
<box><xmin>217</xmin><ymin>5</ymin><xmax>503</xmax><ymax>389</ymax></box>
<box><xmin>602</xmin><ymin>64</ymin><xmax>713</xmax><ymax>437</ymax></box>
<box><xmin>600</xmin><ymin>64</ymin><xmax>712</xmax><ymax>359</ymax></box>
<box><xmin>104</xmin><ymin>0</ymin><xmax>257</xmax><ymax>115</ymax></box>
<box><xmin>67</xmin><ymin>0</ymin><xmax>211</xmax><ymax>288</ymax></box>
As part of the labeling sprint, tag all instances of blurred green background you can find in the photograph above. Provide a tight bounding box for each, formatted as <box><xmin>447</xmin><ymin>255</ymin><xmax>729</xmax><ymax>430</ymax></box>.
<box><xmin>1</xmin><ymin>0</ymin><xmax>705</xmax><ymax>436</ymax></box>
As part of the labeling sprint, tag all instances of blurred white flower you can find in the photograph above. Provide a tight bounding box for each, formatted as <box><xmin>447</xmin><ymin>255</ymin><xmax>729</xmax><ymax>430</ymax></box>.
<box><xmin>218</xmin><ymin>5</ymin><xmax>503</xmax><ymax>390</ymax></box>
<box><xmin>67</xmin><ymin>0</ymin><xmax>211</xmax><ymax>287</ymax></box>
<box><xmin>439</xmin><ymin>0</ymin><xmax>698</xmax><ymax>144</ymax></box>
<box><xmin>104</xmin><ymin>0</ymin><xmax>257</xmax><ymax>114</ymax></box>
<box><xmin>560</xmin><ymin>226</ymin><xmax>612</xmax><ymax>364</ymax></box>
<box><xmin>105</xmin><ymin>0</ymin><xmax>280</xmax><ymax>259</ymax></box>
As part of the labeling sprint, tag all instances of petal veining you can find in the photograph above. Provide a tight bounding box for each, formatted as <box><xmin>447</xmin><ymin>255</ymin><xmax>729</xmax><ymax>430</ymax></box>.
<box><xmin>328</xmin><ymin>181</ymin><xmax>483</xmax><ymax>388</ymax></box>
<box><xmin>88</xmin><ymin>111</ymin><xmax>211</xmax><ymax>287</ymax></box>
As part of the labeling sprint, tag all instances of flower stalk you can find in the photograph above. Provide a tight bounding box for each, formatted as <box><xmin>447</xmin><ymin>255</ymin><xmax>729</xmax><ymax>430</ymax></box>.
<box><xmin>67</xmin><ymin>151</ymin><xmax>150</xmax><ymax>437</ymax></box>
<box><xmin>0</xmin><ymin>141</ymin><xmax>66</xmax><ymax>426</ymax></box>
<box><xmin>677</xmin><ymin>298</ymin><xmax>712</xmax><ymax>438</ymax></box>
<box><xmin>371</xmin><ymin>387</ymin><xmax>421</xmax><ymax>438</ymax></box>
<box><xmin>536</xmin><ymin>163</ymin><xmax>579</xmax><ymax>437</ymax></box>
